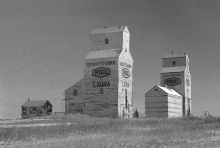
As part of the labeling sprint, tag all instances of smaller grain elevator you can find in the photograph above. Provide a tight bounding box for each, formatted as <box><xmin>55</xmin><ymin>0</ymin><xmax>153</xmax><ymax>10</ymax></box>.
<box><xmin>145</xmin><ymin>53</ymin><xmax>191</xmax><ymax>118</ymax></box>
<box><xmin>160</xmin><ymin>53</ymin><xmax>191</xmax><ymax>116</ymax></box>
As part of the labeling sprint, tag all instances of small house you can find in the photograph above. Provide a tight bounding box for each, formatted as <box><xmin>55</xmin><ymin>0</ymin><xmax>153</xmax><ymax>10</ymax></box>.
<box><xmin>21</xmin><ymin>99</ymin><xmax>53</xmax><ymax>119</ymax></box>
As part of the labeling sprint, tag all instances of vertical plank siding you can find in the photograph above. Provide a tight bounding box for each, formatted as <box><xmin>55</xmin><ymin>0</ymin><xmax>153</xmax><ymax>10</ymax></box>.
<box><xmin>84</xmin><ymin>58</ymin><xmax>119</xmax><ymax>117</ymax></box>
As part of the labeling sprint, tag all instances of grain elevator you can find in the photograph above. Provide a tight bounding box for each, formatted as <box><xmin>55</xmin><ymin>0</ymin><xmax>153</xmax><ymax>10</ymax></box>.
<box><xmin>145</xmin><ymin>53</ymin><xmax>191</xmax><ymax>117</ymax></box>
<box><xmin>64</xmin><ymin>26</ymin><xmax>133</xmax><ymax>118</ymax></box>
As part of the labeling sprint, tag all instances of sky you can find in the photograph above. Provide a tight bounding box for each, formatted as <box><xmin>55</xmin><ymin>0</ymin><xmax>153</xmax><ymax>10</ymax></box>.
<box><xmin>1</xmin><ymin>0</ymin><xmax>220</xmax><ymax>119</ymax></box>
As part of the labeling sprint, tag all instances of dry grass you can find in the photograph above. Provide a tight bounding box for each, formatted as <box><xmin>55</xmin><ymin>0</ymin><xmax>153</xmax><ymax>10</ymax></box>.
<box><xmin>1</xmin><ymin>114</ymin><xmax>220</xmax><ymax>147</ymax></box>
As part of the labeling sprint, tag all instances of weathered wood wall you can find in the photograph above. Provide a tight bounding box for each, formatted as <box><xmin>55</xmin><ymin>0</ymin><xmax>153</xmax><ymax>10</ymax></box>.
<box><xmin>184</xmin><ymin>65</ymin><xmax>191</xmax><ymax>115</ymax></box>
<box><xmin>160</xmin><ymin>54</ymin><xmax>191</xmax><ymax>116</ymax></box>
<box><xmin>83</xmin><ymin>26</ymin><xmax>133</xmax><ymax>118</ymax></box>
<box><xmin>22</xmin><ymin>105</ymin><xmax>52</xmax><ymax>119</ymax></box>
<box><xmin>145</xmin><ymin>95</ymin><xmax>182</xmax><ymax>118</ymax></box>
<box><xmin>145</xmin><ymin>85</ymin><xmax>182</xmax><ymax>118</ymax></box>
<box><xmin>90</xmin><ymin>32</ymin><xmax>123</xmax><ymax>51</ymax></box>
<box><xmin>84</xmin><ymin>57</ymin><xmax>119</xmax><ymax>117</ymax></box>
<box><xmin>64</xmin><ymin>79</ymin><xmax>84</xmax><ymax>114</ymax></box>
<box><xmin>160</xmin><ymin>72</ymin><xmax>185</xmax><ymax>96</ymax></box>
<box><xmin>64</xmin><ymin>26</ymin><xmax>133</xmax><ymax>118</ymax></box>
<box><xmin>118</xmin><ymin>49</ymin><xmax>133</xmax><ymax>118</ymax></box>
<box><xmin>163</xmin><ymin>57</ymin><xmax>187</xmax><ymax>68</ymax></box>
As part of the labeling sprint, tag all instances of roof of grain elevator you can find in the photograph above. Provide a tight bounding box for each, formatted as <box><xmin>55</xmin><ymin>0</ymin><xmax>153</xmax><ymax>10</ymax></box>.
<box><xmin>85</xmin><ymin>49</ymin><xmax>121</xmax><ymax>60</ymax></box>
<box><xmin>163</xmin><ymin>53</ymin><xmax>188</xmax><ymax>59</ymax></box>
<box><xmin>90</xmin><ymin>26</ymin><xmax>128</xmax><ymax>34</ymax></box>
<box><xmin>160</xmin><ymin>66</ymin><xmax>186</xmax><ymax>73</ymax></box>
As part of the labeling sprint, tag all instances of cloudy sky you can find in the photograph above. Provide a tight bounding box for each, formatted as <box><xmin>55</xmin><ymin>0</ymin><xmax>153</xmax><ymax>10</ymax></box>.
<box><xmin>0</xmin><ymin>0</ymin><xmax>220</xmax><ymax>119</ymax></box>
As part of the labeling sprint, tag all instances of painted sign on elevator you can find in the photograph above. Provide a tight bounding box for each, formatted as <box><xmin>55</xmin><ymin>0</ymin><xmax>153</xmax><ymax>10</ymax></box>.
<box><xmin>165</xmin><ymin>77</ymin><xmax>181</xmax><ymax>86</ymax></box>
<box><xmin>92</xmin><ymin>67</ymin><xmax>111</xmax><ymax>78</ymax></box>
<box><xmin>122</xmin><ymin>68</ymin><xmax>130</xmax><ymax>78</ymax></box>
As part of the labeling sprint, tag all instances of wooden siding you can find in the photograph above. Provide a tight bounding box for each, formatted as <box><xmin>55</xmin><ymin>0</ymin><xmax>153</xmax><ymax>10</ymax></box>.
<box><xmin>145</xmin><ymin>94</ymin><xmax>182</xmax><ymax>118</ymax></box>
<box><xmin>65</xmin><ymin>98</ymin><xmax>84</xmax><ymax>114</ymax></box>
<box><xmin>65</xmin><ymin>97</ymin><xmax>84</xmax><ymax>114</ymax></box>
<box><xmin>118</xmin><ymin>48</ymin><xmax>133</xmax><ymax>118</ymax></box>
<box><xmin>184</xmin><ymin>66</ymin><xmax>191</xmax><ymax>115</ymax></box>
<box><xmin>83</xmin><ymin>57</ymin><xmax>119</xmax><ymax>117</ymax></box>
<box><xmin>64</xmin><ymin>79</ymin><xmax>84</xmax><ymax>114</ymax></box>
<box><xmin>160</xmin><ymin>72</ymin><xmax>185</xmax><ymax>96</ymax></box>
<box><xmin>89</xmin><ymin>32</ymin><xmax>123</xmax><ymax>51</ymax></box>
<box><xmin>64</xmin><ymin>79</ymin><xmax>84</xmax><ymax>99</ymax></box>
<box><xmin>64</xmin><ymin>26</ymin><xmax>133</xmax><ymax>118</ymax></box>
<box><xmin>145</xmin><ymin>112</ymin><xmax>168</xmax><ymax>118</ymax></box>
<box><xmin>162</xmin><ymin>57</ymin><xmax>187</xmax><ymax>68</ymax></box>
<box><xmin>21</xmin><ymin>103</ymin><xmax>52</xmax><ymax>119</ymax></box>
<box><xmin>83</xmin><ymin>27</ymin><xmax>133</xmax><ymax>118</ymax></box>
<box><xmin>160</xmin><ymin>53</ymin><xmax>191</xmax><ymax>116</ymax></box>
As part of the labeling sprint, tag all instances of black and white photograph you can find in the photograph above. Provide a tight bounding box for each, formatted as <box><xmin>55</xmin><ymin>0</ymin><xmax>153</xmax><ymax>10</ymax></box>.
<box><xmin>0</xmin><ymin>0</ymin><xmax>220</xmax><ymax>147</ymax></box>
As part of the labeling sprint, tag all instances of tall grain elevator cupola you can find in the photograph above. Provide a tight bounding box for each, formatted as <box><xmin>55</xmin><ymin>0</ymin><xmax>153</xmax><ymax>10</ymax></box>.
<box><xmin>160</xmin><ymin>53</ymin><xmax>191</xmax><ymax>116</ymax></box>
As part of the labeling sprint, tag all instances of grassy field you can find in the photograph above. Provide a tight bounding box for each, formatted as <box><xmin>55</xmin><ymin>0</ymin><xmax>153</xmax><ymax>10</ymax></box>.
<box><xmin>1</xmin><ymin>114</ymin><xmax>220</xmax><ymax>148</ymax></box>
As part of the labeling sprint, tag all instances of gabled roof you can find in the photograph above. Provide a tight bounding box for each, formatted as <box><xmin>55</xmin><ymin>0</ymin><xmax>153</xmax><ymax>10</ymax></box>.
<box><xmin>145</xmin><ymin>85</ymin><xmax>182</xmax><ymax>97</ymax></box>
<box><xmin>157</xmin><ymin>85</ymin><xmax>182</xmax><ymax>97</ymax></box>
<box><xmin>90</xmin><ymin>26</ymin><xmax>128</xmax><ymax>34</ymax></box>
<box><xmin>160</xmin><ymin>66</ymin><xmax>186</xmax><ymax>73</ymax></box>
<box><xmin>22</xmin><ymin>100</ymin><xmax>52</xmax><ymax>107</ymax></box>
<box><xmin>85</xmin><ymin>49</ymin><xmax>121</xmax><ymax>60</ymax></box>
<box><xmin>65</xmin><ymin>78</ymin><xmax>84</xmax><ymax>92</ymax></box>
<box><xmin>163</xmin><ymin>53</ymin><xmax>188</xmax><ymax>59</ymax></box>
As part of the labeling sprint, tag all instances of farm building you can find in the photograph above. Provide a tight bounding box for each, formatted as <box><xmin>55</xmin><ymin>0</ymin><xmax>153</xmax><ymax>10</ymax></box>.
<box><xmin>64</xmin><ymin>26</ymin><xmax>133</xmax><ymax>118</ymax></box>
<box><xmin>21</xmin><ymin>99</ymin><xmax>53</xmax><ymax>119</ymax></box>
<box><xmin>145</xmin><ymin>85</ymin><xmax>182</xmax><ymax>118</ymax></box>
<box><xmin>145</xmin><ymin>53</ymin><xmax>191</xmax><ymax>118</ymax></box>
<box><xmin>64</xmin><ymin>79</ymin><xmax>84</xmax><ymax>114</ymax></box>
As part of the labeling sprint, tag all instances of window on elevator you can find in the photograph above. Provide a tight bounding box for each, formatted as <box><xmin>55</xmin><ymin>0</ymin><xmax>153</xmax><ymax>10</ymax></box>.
<box><xmin>73</xmin><ymin>89</ymin><xmax>77</xmax><ymax>96</ymax></box>
<box><xmin>173</xmin><ymin>61</ymin><xmax>176</xmax><ymax>65</ymax></box>
<box><xmin>105</xmin><ymin>38</ymin><xmax>109</xmax><ymax>44</ymax></box>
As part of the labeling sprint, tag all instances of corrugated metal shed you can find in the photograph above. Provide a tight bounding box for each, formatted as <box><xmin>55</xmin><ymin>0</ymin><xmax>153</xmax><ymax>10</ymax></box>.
<box><xmin>85</xmin><ymin>49</ymin><xmax>121</xmax><ymax>60</ymax></box>
<box><xmin>22</xmin><ymin>100</ymin><xmax>52</xmax><ymax>107</ymax></box>
<box><xmin>160</xmin><ymin>66</ymin><xmax>186</xmax><ymax>73</ymax></box>
<box><xmin>163</xmin><ymin>53</ymin><xmax>188</xmax><ymax>59</ymax></box>
<box><xmin>90</xmin><ymin>26</ymin><xmax>127</xmax><ymax>34</ymax></box>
